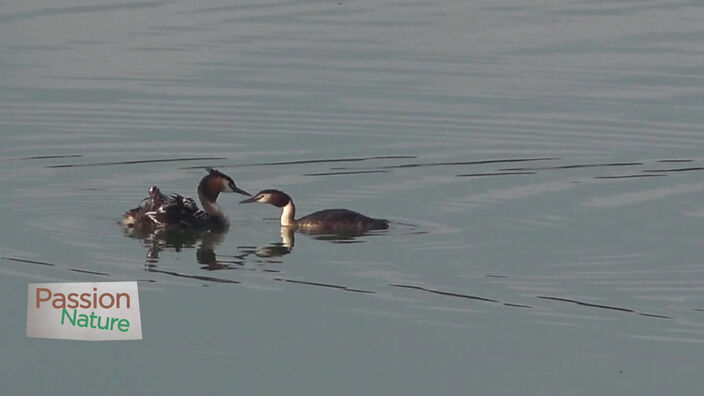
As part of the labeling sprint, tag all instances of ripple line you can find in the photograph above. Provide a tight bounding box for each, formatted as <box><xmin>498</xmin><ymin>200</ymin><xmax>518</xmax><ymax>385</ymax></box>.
<box><xmin>643</xmin><ymin>167</ymin><xmax>704</xmax><ymax>173</ymax></box>
<box><xmin>595</xmin><ymin>174</ymin><xmax>666</xmax><ymax>179</ymax></box>
<box><xmin>188</xmin><ymin>155</ymin><xmax>417</xmax><ymax>169</ymax></box>
<box><xmin>46</xmin><ymin>157</ymin><xmax>226</xmax><ymax>168</ymax></box>
<box><xmin>456</xmin><ymin>171</ymin><xmax>536</xmax><ymax>177</ymax></box>
<box><xmin>0</xmin><ymin>1</ymin><xmax>168</xmax><ymax>23</ymax></box>
<box><xmin>147</xmin><ymin>268</ymin><xmax>240</xmax><ymax>284</ymax></box>
<box><xmin>503</xmin><ymin>162</ymin><xmax>643</xmax><ymax>171</ymax></box>
<box><xmin>538</xmin><ymin>296</ymin><xmax>634</xmax><ymax>312</ymax></box>
<box><xmin>304</xmin><ymin>170</ymin><xmax>390</xmax><ymax>176</ymax></box>
<box><xmin>538</xmin><ymin>296</ymin><xmax>670</xmax><ymax>319</ymax></box>
<box><xmin>390</xmin><ymin>284</ymin><xmax>499</xmax><ymax>303</ymax></box>
<box><xmin>274</xmin><ymin>278</ymin><xmax>375</xmax><ymax>294</ymax></box>
<box><xmin>20</xmin><ymin>154</ymin><xmax>82</xmax><ymax>160</ymax></box>
<box><xmin>2</xmin><ymin>256</ymin><xmax>56</xmax><ymax>267</ymax></box>
<box><xmin>69</xmin><ymin>268</ymin><xmax>110</xmax><ymax>276</ymax></box>
<box><xmin>380</xmin><ymin>157</ymin><xmax>560</xmax><ymax>169</ymax></box>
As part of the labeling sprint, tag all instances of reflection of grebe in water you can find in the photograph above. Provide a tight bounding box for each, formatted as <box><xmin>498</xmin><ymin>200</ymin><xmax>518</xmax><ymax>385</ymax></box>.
<box><xmin>241</xmin><ymin>227</ymin><xmax>295</xmax><ymax>259</ymax></box>
<box><xmin>240</xmin><ymin>189</ymin><xmax>389</xmax><ymax>233</ymax></box>
<box><xmin>120</xmin><ymin>168</ymin><xmax>250</xmax><ymax>232</ymax></box>
<box><xmin>239</xmin><ymin>223</ymin><xmax>378</xmax><ymax>261</ymax></box>
<box><xmin>138</xmin><ymin>227</ymin><xmax>229</xmax><ymax>269</ymax></box>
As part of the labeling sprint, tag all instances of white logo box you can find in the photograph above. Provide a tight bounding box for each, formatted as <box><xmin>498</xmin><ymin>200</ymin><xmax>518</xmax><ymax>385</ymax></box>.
<box><xmin>27</xmin><ymin>282</ymin><xmax>142</xmax><ymax>341</ymax></box>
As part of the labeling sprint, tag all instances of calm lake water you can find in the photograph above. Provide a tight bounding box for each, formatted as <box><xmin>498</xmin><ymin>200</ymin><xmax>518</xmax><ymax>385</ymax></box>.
<box><xmin>2</xmin><ymin>0</ymin><xmax>704</xmax><ymax>394</ymax></box>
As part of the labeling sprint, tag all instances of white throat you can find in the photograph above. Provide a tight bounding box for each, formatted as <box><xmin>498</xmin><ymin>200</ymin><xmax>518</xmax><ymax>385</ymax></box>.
<box><xmin>199</xmin><ymin>191</ymin><xmax>227</xmax><ymax>222</ymax></box>
<box><xmin>280</xmin><ymin>201</ymin><xmax>295</xmax><ymax>226</ymax></box>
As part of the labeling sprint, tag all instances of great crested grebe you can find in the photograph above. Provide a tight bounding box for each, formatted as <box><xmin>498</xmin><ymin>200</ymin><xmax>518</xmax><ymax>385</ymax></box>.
<box><xmin>120</xmin><ymin>168</ymin><xmax>250</xmax><ymax>231</ymax></box>
<box><xmin>240</xmin><ymin>189</ymin><xmax>389</xmax><ymax>232</ymax></box>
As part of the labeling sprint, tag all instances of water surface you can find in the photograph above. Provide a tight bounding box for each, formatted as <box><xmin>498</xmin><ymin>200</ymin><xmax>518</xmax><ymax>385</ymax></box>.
<box><xmin>2</xmin><ymin>0</ymin><xmax>704</xmax><ymax>394</ymax></box>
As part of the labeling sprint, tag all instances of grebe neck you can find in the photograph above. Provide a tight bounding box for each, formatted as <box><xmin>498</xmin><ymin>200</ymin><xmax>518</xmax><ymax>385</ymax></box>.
<box><xmin>281</xmin><ymin>200</ymin><xmax>296</xmax><ymax>227</ymax></box>
<box><xmin>199</xmin><ymin>190</ymin><xmax>227</xmax><ymax>222</ymax></box>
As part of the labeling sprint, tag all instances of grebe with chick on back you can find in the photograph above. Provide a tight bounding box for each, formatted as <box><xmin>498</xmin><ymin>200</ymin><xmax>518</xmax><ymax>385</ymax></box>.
<box><xmin>240</xmin><ymin>189</ymin><xmax>389</xmax><ymax>233</ymax></box>
<box><xmin>120</xmin><ymin>168</ymin><xmax>250</xmax><ymax>231</ymax></box>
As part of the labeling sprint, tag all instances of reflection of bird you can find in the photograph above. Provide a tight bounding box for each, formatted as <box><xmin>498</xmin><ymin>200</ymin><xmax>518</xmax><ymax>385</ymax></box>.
<box><xmin>136</xmin><ymin>225</ymin><xmax>228</xmax><ymax>267</ymax></box>
<box><xmin>253</xmin><ymin>244</ymin><xmax>293</xmax><ymax>258</ymax></box>
<box><xmin>240</xmin><ymin>189</ymin><xmax>389</xmax><ymax>233</ymax></box>
<box><xmin>120</xmin><ymin>168</ymin><xmax>250</xmax><ymax>232</ymax></box>
<box><xmin>249</xmin><ymin>227</ymin><xmax>294</xmax><ymax>258</ymax></box>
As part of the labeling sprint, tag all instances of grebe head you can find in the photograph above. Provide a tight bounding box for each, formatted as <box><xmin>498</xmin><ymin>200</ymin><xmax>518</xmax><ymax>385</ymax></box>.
<box><xmin>148</xmin><ymin>185</ymin><xmax>161</xmax><ymax>200</ymax></box>
<box><xmin>198</xmin><ymin>168</ymin><xmax>250</xmax><ymax>202</ymax></box>
<box><xmin>239</xmin><ymin>189</ymin><xmax>291</xmax><ymax>207</ymax></box>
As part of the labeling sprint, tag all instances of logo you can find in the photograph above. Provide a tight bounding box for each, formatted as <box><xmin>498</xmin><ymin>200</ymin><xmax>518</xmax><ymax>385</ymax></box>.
<box><xmin>27</xmin><ymin>282</ymin><xmax>142</xmax><ymax>341</ymax></box>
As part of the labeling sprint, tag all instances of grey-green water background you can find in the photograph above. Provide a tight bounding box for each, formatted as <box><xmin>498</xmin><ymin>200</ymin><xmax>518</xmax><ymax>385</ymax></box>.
<box><xmin>2</xmin><ymin>1</ymin><xmax>704</xmax><ymax>394</ymax></box>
